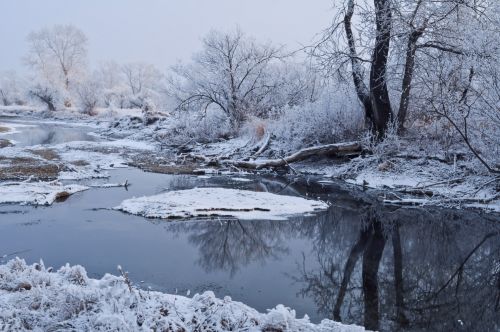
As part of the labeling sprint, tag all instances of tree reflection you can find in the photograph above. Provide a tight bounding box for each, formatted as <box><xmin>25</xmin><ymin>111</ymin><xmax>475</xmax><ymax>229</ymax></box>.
<box><xmin>164</xmin><ymin>176</ymin><xmax>500</xmax><ymax>331</ymax></box>
<box><xmin>295</xmin><ymin>204</ymin><xmax>500</xmax><ymax>331</ymax></box>
<box><xmin>171</xmin><ymin>218</ymin><xmax>291</xmax><ymax>277</ymax></box>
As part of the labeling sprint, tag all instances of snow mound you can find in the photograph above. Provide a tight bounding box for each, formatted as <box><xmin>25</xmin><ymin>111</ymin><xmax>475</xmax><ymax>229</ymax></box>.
<box><xmin>115</xmin><ymin>187</ymin><xmax>329</xmax><ymax>220</ymax></box>
<box><xmin>0</xmin><ymin>259</ymin><xmax>365</xmax><ymax>332</ymax></box>
<box><xmin>0</xmin><ymin>181</ymin><xmax>88</xmax><ymax>205</ymax></box>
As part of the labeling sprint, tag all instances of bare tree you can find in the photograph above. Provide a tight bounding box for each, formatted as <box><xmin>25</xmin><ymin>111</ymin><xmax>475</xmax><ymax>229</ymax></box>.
<box><xmin>25</xmin><ymin>24</ymin><xmax>88</xmax><ymax>106</ymax></box>
<box><xmin>121</xmin><ymin>62</ymin><xmax>163</xmax><ymax>96</ymax></box>
<box><xmin>313</xmin><ymin>0</ymin><xmax>393</xmax><ymax>138</ymax></box>
<box><xmin>311</xmin><ymin>0</ymin><xmax>495</xmax><ymax>139</ymax></box>
<box><xmin>167</xmin><ymin>28</ymin><xmax>286</xmax><ymax>130</ymax></box>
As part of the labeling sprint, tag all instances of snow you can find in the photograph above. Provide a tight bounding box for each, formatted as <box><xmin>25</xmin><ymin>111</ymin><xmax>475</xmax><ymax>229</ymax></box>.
<box><xmin>115</xmin><ymin>187</ymin><xmax>329</xmax><ymax>220</ymax></box>
<box><xmin>0</xmin><ymin>181</ymin><xmax>88</xmax><ymax>205</ymax></box>
<box><xmin>0</xmin><ymin>258</ymin><xmax>365</xmax><ymax>332</ymax></box>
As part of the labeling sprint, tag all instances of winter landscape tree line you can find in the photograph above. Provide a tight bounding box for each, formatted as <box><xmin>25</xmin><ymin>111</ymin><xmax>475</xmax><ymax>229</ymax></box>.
<box><xmin>0</xmin><ymin>0</ymin><xmax>499</xmax><ymax>173</ymax></box>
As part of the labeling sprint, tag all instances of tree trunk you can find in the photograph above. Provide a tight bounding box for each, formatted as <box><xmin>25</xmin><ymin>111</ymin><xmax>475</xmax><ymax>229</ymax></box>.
<box><xmin>370</xmin><ymin>0</ymin><xmax>393</xmax><ymax>138</ymax></box>
<box><xmin>397</xmin><ymin>29</ymin><xmax>422</xmax><ymax>133</ymax></box>
<box><xmin>344</xmin><ymin>0</ymin><xmax>375</xmax><ymax>130</ymax></box>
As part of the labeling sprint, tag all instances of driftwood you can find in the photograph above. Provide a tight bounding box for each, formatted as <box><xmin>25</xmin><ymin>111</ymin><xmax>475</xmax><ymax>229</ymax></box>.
<box><xmin>384</xmin><ymin>192</ymin><xmax>500</xmax><ymax>207</ymax></box>
<box><xmin>225</xmin><ymin>141</ymin><xmax>362</xmax><ymax>170</ymax></box>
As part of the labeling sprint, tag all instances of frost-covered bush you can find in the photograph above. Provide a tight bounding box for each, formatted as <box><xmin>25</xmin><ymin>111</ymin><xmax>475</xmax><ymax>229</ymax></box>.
<box><xmin>270</xmin><ymin>87</ymin><xmax>363</xmax><ymax>150</ymax></box>
<box><xmin>102</xmin><ymin>86</ymin><xmax>129</xmax><ymax>108</ymax></box>
<box><xmin>0</xmin><ymin>259</ymin><xmax>357</xmax><ymax>332</ymax></box>
<box><xmin>158</xmin><ymin>108</ymin><xmax>232</xmax><ymax>145</ymax></box>
<box><xmin>76</xmin><ymin>79</ymin><xmax>102</xmax><ymax>115</ymax></box>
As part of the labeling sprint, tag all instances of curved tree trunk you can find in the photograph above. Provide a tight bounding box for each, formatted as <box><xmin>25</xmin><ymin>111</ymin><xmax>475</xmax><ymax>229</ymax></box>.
<box><xmin>344</xmin><ymin>0</ymin><xmax>375</xmax><ymax>131</ymax></box>
<box><xmin>344</xmin><ymin>0</ymin><xmax>393</xmax><ymax>138</ymax></box>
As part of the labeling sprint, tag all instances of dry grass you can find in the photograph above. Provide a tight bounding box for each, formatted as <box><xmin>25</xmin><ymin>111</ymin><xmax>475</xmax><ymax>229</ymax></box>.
<box><xmin>0</xmin><ymin>126</ymin><xmax>9</xmax><ymax>133</ymax></box>
<box><xmin>29</xmin><ymin>148</ymin><xmax>60</xmax><ymax>161</ymax></box>
<box><xmin>0</xmin><ymin>156</ymin><xmax>60</xmax><ymax>180</ymax></box>
<box><xmin>70</xmin><ymin>160</ymin><xmax>90</xmax><ymax>166</ymax></box>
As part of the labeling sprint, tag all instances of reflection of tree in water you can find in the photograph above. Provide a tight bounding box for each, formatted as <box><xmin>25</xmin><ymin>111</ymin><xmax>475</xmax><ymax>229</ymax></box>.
<box><xmin>164</xmin><ymin>176</ymin><xmax>499</xmax><ymax>331</ymax></box>
<box><xmin>165</xmin><ymin>176</ymin><xmax>325</xmax><ymax>277</ymax></box>
<box><xmin>294</xmin><ymin>203</ymin><xmax>500</xmax><ymax>331</ymax></box>
<box><xmin>170</xmin><ymin>218</ymin><xmax>293</xmax><ymax>277</ymax></box>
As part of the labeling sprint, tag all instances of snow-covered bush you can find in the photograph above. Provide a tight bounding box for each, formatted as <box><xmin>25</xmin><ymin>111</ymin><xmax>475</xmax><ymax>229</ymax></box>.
<box><xmin>75</xmin><ymin>79</ymin><xmax>102</xmax><ymax>115</ymax></box>
<box><xmin>157</xmin><ymin>108</ymin><xmax>232</xmax><ymax>145</ymax></box>
<box><xmin>0</xmin><ymin>259</ymin><xmax>361</xmax><ymax>332</ymax></box>
<box><xmin>270</xmin><ymin>86</ymin><xmax>364</xmax><ymax>151</ymax></box>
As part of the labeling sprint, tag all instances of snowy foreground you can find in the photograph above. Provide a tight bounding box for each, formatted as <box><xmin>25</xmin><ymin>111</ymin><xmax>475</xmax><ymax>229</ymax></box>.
<box><xmin>115</xmin><ymin>188</ymin><xmax>329</xmax><ymax>220</ymax></box>
<box><xmin>0</xmin><ymin>259</ymin><xmax>365</xmax><ymax>332</ymax></box>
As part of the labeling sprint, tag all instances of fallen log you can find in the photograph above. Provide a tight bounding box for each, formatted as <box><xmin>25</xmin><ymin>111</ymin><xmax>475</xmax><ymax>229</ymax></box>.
<box><xmin>225</xmin><ymin>141</ymin><xmax>362</xmax><ymax>170</ymax></box>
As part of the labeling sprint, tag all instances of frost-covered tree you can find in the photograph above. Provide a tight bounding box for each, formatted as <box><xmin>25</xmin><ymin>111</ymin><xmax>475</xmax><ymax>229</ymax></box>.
<box><xmin>312</xmin><ymin>0</ymin><xmax>393</xmax><ymax>138</ymax></box>
<box><xmin>25</xmin><ymin>24</ymin><xmax>88</xmax><ymax>106</ymax></box>
<box><xmin>312</xmin><ymin>0</ymin><xmax>499</xmax><ymax>171</ymax></box>
<box><xmin>95</xmin><ymin>61</ymin><xmax>129</xmax><ymax>108</ymax></box>
<box><xmin>167</xmin><ymin>29</ymin><xmax>288</xmax><ymax>130</ymax></box>
<box><xmin>312</xmin><ymin>0</ymin><xmax>496</xmax><ymax>137</ymax></box>
<box><xmin>121</xmin><ymin>62</ymin><xmax>164</xmax><ymax>107</ymax></box>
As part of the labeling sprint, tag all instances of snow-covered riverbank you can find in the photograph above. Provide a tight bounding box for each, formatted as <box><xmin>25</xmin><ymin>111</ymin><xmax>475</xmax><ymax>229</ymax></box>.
<box><xmin>1</xmin><ymin>108</ymin><xmax>499</xmax><ymax>213</ymax></box>
<box><xmin>0</xmin><ymin>258</ymin><xmax>365</xmax><ymax>331</ymax></box>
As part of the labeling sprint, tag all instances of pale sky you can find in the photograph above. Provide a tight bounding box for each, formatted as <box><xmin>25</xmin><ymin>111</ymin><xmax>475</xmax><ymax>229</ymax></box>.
<box><xmin>0</xmin><ymin>0</ymin><xmax>333</xmax><ymax>73</ymax></box>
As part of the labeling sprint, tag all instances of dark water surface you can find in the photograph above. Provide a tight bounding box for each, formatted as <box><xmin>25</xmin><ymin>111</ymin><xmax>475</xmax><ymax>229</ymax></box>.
<box><xmin>0</xmin><ymin>119</ymin><xmax>499</xmax><ymax>331</ymax></box>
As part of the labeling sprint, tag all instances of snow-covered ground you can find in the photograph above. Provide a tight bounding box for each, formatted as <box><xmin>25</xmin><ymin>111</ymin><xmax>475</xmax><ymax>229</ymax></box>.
<box><xmin>0</xmin><ymin>181</ymin><xmax>87</xmax><ymax>205</ymax></box>
<box><xmin>115</xmin><ymin>187</ymin><xmax>329</xmax><ymax>220</ymax></box>
<box><xmin>0</xmin><ymin>258</ymin><xmax>366</xmax><ymax>332</ymax></box>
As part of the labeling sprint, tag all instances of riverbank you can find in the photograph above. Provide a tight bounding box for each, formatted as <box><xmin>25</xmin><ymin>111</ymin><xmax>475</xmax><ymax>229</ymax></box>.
<box><xmin>1</xmin><ymin>107</ymin><xmax>498</xmax><ymax>213</ymax></box>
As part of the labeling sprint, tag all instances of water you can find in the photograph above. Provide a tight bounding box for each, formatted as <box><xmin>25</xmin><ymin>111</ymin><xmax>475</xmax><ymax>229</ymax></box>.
<box><xmin>0</xmin><ymin>116</ymin><xmax>97</xmax><ymax>146</ymax></box>
<box><xmin>0</xmin><ymin>120</ymin><xmax>499</xmax><ymax>331</ymax></box>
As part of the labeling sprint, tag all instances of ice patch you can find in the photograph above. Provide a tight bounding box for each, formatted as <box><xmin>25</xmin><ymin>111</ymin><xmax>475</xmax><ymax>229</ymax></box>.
<box><xmin>115</xmin><ymin>187</ymin><xmax>329</xmax><ymax>220</ymax></box>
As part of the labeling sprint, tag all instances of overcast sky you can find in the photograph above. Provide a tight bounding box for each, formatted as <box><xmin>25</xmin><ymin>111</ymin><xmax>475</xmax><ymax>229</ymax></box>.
<box><xmin>0</xmin><ymin>0</ymin><xmax>333</xmax><ymax>73</ymax></box>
